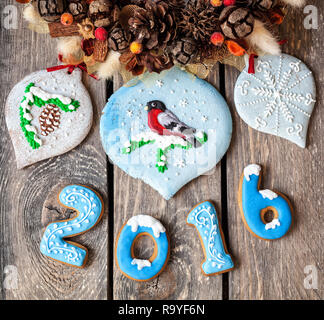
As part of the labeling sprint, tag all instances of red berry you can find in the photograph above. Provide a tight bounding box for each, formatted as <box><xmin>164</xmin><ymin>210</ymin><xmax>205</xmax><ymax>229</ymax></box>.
<box><xmin>95</xmin><ymin>27</ymin><xmax>108</xmax><ymax>41</ymax></box>
<box><xmin>210</xmin><ymin>32</ymin><xmax>224</xmax><ymax>46</ymax></box>
<box><xmin>223</xmin><ymin>0</ymin><xmax>236</xmax><ymax>6</ymax></box>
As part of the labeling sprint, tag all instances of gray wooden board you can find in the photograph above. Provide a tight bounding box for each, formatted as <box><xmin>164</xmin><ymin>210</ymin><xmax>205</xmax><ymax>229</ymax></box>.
<box><xmin>0</xmin><ymin>0</ymin><xmax>323</xmax><ymax>300</ymax></box>
<box><xmin>226</xmin><ymin>1</ymin><xmax>323</xmax><ymax>299</ymax></box>
<box><xmin>112</xmin><ymin>70</ymin><xmax>224</xmax><ymax>300</ymax></box>
<box><xmin>0</xmin><ymin>1</ymin><xmax>108</xmax><ymax>300</ymax></box>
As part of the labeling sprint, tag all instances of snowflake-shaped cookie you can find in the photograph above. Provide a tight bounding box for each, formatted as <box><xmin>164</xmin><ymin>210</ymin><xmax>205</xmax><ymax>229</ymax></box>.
<box><xmin>234</xmin><ymin>54</ymin><xmax>316</xmax><ymax>148</ymax></box>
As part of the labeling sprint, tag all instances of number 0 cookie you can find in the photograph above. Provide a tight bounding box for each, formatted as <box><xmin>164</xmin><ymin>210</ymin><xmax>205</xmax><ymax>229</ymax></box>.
<box><xmin>115</xmin><ymin>215</ymin><xmax>170</xmax><ymax>281</ymax></box>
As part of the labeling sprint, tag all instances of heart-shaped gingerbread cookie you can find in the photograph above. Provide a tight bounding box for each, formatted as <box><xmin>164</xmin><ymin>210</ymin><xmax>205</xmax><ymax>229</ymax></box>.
<box><xmin>100</xmin><ymin>67</ymin><xmax>232</xmax><ymax>200</ymax></box>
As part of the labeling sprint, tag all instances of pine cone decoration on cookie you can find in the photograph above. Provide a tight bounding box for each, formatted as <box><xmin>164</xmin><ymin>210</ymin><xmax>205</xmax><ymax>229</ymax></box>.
<box><xmin>35</xmin><ymin>0</ymin><xmax>67</xmax><ymax>22</ymax></box>
<box><xmin>128</xmin><ymin>0</ymin><xmax>177</xmax><ymax>51</ymax></box>
<box><xmin>39</xmin><ymin>105</ymin><xmax>61</xmax><ymax>136</ymax></box>
<box><xmin>67</xmin><ymin>0</ymin><xmax>88</xmax><ymax>21</ymax></box>
<box><xmin>219</xmin><ymin>6</ymin><xmax>255</xmax><ymax>39</ymax></box>
<box><xmin>177</xmin><ymin>0</ymin><xmax>221</xmax><ymax>45</ymax></box>
<box><xmin>88</xmin><ymin>0</ymin><xmax>114</xmax><ymax>28</ymax></box>
<box><xmin>171</xmin><ymin>38</ymin><xmax>198</xmax><ymax>65</ymax></box>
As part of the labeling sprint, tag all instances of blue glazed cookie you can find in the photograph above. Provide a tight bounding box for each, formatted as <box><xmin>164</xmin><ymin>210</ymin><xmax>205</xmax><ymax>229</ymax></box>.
<box><xmin>238</xmin><ymin>164</ymin><xmax>292</xmax><ymax>240</ymax></box>
<box><xmin>115</xmin><ymin>215</ymin><xmax>169</xmax><ymax>281</ymax></box>
<box><xmin>187</xmin><ymin>201</ymin><xmax>234</xmax><ymax>275</ymax></box>
<box><xmin>40</xmin><ymin>185</ymin><xmax>104</xmax><ymax>268</ymax></box>
<box><xmin>100</xmin><ymin>67</ymin><xmax>232</xmax><ymax>200</ymax></box>
<box><xmin>234</xmin><ymin>54</ymin><xmax>316</xmax><ymax>148</ymax></box>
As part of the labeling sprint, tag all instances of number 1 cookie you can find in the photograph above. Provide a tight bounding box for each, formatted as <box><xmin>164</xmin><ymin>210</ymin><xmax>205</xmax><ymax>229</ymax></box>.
<box><xmin>187</xmin><ymin>201</ymin><xmax>234</xmax><ymax>276</ymax></box>
<box><xmin>238</xmin><ymin>164</ymin><xmax>292</xmax><ymax>240</ymax></box>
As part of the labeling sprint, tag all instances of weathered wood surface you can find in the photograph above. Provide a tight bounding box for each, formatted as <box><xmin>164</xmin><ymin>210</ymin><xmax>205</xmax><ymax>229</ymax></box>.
<box><xmin>112</xmin><ymin>70</ymin><xmax>224</xmax><ymax>300</ymax></box>
<box><xmin>0</xmin><ymin>1</ymin><xmax>323</xmax><ymax>300</ymax></box>
<box><xmin>226</xmin><ymin>1</ymin><xmax>323</xmax><ymax>299</ymax></box>
<box><xmin>0</xmin><ymin>1</ymin><xmax>108</xmax><ymax>300</ymax></box>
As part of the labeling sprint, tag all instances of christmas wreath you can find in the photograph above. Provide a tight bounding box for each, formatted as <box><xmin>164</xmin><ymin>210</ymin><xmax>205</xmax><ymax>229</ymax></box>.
<box><xmin>19</xmin><ymin>0</ymin><xmax>305</xmax><ymax>80</ymax></box>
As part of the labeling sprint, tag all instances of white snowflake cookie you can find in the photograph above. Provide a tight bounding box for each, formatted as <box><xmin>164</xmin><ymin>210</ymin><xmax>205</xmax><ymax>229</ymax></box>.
<box><xmin>234</xmin><ymin>54</ymin><xmax>316</xmax><ymax>148</ymax></box>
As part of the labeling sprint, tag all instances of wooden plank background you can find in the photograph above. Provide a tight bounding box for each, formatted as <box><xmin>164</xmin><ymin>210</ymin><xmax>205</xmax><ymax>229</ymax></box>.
<box><xmin>0</xmin><ymin>1</ymin><xmax>322</xmax><ymax>300</ymax></box>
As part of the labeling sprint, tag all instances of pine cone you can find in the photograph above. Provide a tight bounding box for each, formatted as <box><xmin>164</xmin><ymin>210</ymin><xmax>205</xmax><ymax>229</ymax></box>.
<box><xmin>108</xmin><ymin>25</ymin><xmax>130</xmax><ymax>52</ymax></box>
<box><xmin>67</xmin><ymin>0</ymin><xmax>88</xmax><ymax>21</ymax></box>
<box><xmin>128</xmin><ymin>0</ymin><xmax>176</xmax><ymax>51</ymax></box>
<box><xmin>35</xmin><ymin>0</ymin><xmax>67</xmax><ymax>22</ymax></box>
<box><xmin>171</xmin><ymin>38</ymin><xmax>197</xmax><ymax>65</ymax></box>
<box><xmin>177</xmin><ymin>0</ymin><xmax>221</xmax><ymax>45</ymax></box>
<box><xmin>140</xmin><ymin>51</ymin><xmax>174</xmax><ymax>73</ymax></box>
<box><xmin>219</xmin><ymin>6</ymin><xmax>255</xmax><ymax>39</ymax></box>
<box><xmin>39</xmin><ymin>105</ymin><xmax>61</xmax><ymax>136</ymax></box>
<box><xmin>88</xmin><ymin>0</ymin><xmax>114</xmax><ymax>28</ymax></box>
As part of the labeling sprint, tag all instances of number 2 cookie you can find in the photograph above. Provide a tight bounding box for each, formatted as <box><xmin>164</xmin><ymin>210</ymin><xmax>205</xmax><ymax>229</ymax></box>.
<box><xmin>40</xmin><ymin>185</ymin><xmax>104</xmax><ymax>268</ymax></box>
<box><xmin>238</xmin><ymin>164</ymin><xmax>293</xmax><ymax>240</ymax></box>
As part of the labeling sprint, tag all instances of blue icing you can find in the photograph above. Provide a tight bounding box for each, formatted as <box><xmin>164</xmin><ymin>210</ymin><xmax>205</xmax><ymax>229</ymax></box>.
<box><xmin>100</xmin><ymin>67</ymin><xmax>232</xmax><ymax>200</ymax></box>
<box><xmin>234</xmin><ymin>54</ymin><xmax>316</xmax><ymax>148</ymax></box>
<box><xmin>241</xmin><ymin>167</ymin><xmax>292</xmax><ymax>240</ymax></box>
<box><xmin>187</xmin><ymin>201</ymin><xmax>234</xmax><ymax>275</ymax></box>
<box><xmin>116</xmin><ymin>220</ymin><xmax>169</xmax><ymax>281</ymax></box>
<box><xmin>40</xmin><ymin>185</ymin><xmax>103</xmax><ymax>267</ymax></box>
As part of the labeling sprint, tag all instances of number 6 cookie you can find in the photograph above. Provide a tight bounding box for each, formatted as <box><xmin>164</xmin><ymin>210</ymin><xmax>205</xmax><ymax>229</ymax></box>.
<box><xmin>238</xmin><ymin>164</ymin><xmax>292</xmax><ymax>240</ymax></box>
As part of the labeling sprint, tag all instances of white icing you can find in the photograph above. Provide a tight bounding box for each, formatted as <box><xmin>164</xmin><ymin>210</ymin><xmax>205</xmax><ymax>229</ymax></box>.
<box><xmin>265</xmin><ymin>218</ymin><xmax>280</xmax><ymax>230</ymax></box>
<box><xmin>25</xmin><ymin>125</ymin><xmax>37</xmax><ymax>133</ymax></box>
<box><xmin>30</xmin><ymin>86</ymin><xmax>72</xmax><ymax>105</ymax></box>
<box><xmin>259</xmin><ymin>189</ymin><xmax>278</xmax><ymax>200</ymax></box>
<box><xmin>243</xmin><ymin>164</ymin><xmax>261</xmax><ymax>181</ymax></box>
<box><xmin>127</xmin><ymin>215</ymin><xmax>166</xmax><ymax>238</ymax></box>
<box><xmin>131</xmin><ymin>258</ymin><xmax>151</xmax><ymax>270</ymax></box>
<box><xmin>130</xmin><ymin>131</ymin><xmax>189</xmax><ymax>150</ymax></box>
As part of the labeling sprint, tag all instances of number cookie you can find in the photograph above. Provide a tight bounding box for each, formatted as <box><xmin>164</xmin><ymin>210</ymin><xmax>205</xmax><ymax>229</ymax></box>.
<box><xmin>40</xmin><ymin>185</ymin><xmax>104</xmax><ymax>268</ymax></box>
<box><xmin>115</xmin><ymin>215</ymin><xmax>169</xmax><ymax>281</ymax></box>
<box><xmin>187</xmin><ymin>201</ymin><xmax>234</xmax><ymax>276</ymax></box>
<box><xmin>238</xmin><ymin>164</ymin><xmax>292</xmax><ymax>240</ymax></box>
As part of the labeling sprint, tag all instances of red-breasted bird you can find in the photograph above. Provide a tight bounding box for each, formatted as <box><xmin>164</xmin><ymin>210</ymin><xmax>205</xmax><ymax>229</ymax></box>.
<box><xmin>144</xmin><ymin>100</ymin><xmax>202</xmax><ymax>148</ymax></box>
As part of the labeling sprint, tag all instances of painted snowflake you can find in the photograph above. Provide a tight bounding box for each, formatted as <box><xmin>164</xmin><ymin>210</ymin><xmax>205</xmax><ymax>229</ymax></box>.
<box><xmin>234</xmin><ymin>54</ymin><xmax>316</xmax><ymax>148</ymax></box>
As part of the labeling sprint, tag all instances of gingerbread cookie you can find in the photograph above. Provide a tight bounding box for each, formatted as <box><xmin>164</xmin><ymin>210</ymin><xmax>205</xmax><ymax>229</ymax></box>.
<box><xmin>6</xmin><ymin>68</ymin><xmax>93</xmax><ymax>169</ymax></box>
<box><xmin>238</xmin><ymin>164</ymin><xmax>293</xmax><ymax>240</ymax></box>
<box><xmin>100</xmin><ymin>67</ymin><xmax>232</xmax><ymax>200</ymax></box>
<box><xmin>187</xmin><ymin>201</ymin><xmax>234</xmax><ymax>276</ymax></box>
<box><xmin>40</xmin><ymin>185</ymin><xmax>104</xmax><ymax>268</ymax></box>
<box><xmin>115</xmin><ymin>215</ymin><xmax>169</xmax><ymax>281</ymax></box>
<box><xmin>234</xmin><ymin>54</ymin><xmax>316</xmax><ymax>148</ymax></box>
